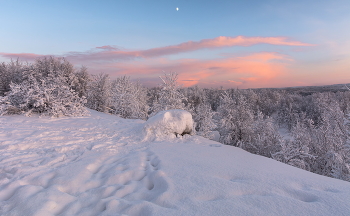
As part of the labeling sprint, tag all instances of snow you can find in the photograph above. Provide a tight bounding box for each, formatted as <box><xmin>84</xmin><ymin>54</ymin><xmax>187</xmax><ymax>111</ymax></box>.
<box><xmin>142</xmin><ymin>109</ymin><xmax>193</xmax><ymax>141</ymax></box>
<box><xmin>0</xmin><ymin>110</ymin><xmax>350</xmax><ymax>216</ymax></box>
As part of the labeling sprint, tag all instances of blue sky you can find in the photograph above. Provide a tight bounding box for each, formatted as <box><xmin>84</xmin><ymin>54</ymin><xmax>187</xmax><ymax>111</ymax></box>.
<box><xmin>1</xmin><ymin>0</ymin><xmax>349</xmax><ymax>88</ymax></box>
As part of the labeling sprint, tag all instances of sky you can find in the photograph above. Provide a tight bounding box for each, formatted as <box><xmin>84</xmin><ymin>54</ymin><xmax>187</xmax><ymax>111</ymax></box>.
<box><xmin>1</xmin><ymin>0</ymin><xmax>349</xmax><ymax>88</ymax></box>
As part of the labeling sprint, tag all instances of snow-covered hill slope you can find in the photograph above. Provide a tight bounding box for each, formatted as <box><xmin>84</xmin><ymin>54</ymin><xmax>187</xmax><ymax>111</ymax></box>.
<box><xmin>0</xmin><ymin>110</ymin><xmax>349</xmax><ymax>216</ymax></box>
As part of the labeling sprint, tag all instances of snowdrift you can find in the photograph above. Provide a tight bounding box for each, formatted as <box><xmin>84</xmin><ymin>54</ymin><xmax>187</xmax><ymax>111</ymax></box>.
<box><xmin>142</xmin><ymin>109</ymin><xmax>194</xmax><ymax>141</ymax></box>
<box><xmin>0</xmin><ymin>110</ymin><xmax>350</xmax><ymax>216</ymax></box>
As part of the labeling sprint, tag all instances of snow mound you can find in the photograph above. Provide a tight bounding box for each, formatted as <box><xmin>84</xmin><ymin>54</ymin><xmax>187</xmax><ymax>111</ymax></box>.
<box><xmin>143</xmin><ymin>109</ymin><xmax>193</xmax><ymax>140</ymax></box>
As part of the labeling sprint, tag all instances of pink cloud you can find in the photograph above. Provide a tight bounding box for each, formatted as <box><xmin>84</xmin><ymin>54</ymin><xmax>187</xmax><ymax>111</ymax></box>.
<box><xmin>228</xmin><ymin>80</ymin><xmax>243</xmax><ymax>85</ymax></box>
<box><xmin>66</xmin><ymin>36</ymin><xmax>313</xmax><ymax>62</ymax></box>
<box><xmin>95</xmin><ymin>45</ymin><xmax>119</xmax><ymax>51</ymax></box>
<box><xmin>90</xmin><ymin>52</ymin><xmax>292</xmax><ymax>88</ymax></box>
<box><xmin>1</xmin><ymin>36</ymin><xmax>308</xmax><ymax>63</ymax></box>
<box><xmin>0</xmin><ymin>53</ymin><xmax>46</xmax><ymax>61</ymax></box>
<box><xmin>0</xmin><ymin>36</ymin><xmax>325</xmax><ymax>89</ymax></box>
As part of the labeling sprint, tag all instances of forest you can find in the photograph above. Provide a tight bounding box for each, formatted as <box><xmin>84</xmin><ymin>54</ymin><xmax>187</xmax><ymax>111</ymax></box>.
<box><xmin>1</xmin><ymin>57</ymin><xmax>349</xmax><ymax>182</ymax></box>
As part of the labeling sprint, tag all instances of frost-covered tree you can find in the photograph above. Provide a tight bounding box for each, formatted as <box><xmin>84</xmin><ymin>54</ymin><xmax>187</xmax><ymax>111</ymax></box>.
<box><xmin>276</xmin><ymin>93</ymin><xmax>303</xmax><ymax>130</ymax></box>
<box><xmin>0</xmin><ymin>69</ymin><xmax>88</xmax><ymax>117</ymax></box>
<box><xmin>110</xmin><ymin>76</ymin><xmax>148</xmax><ymax>120</ymax></box>
<box><xmin>86</xmin><ymin>73</ymin><xmax>111</xmax><ymax>113</ymax></box>
<box><xmin>194</xmin><ymin>102</ymin><xmax>216</xmax><ymax>139</ymax></box>
<box><xmin>248</xmin><ymin>112</ymin><xmax>281</xmax><ymax>158</ymax></box>
<box><xmin>32</xmin><ymin>57</ymin><xmax>78</xmax><ymax>91</ymax></box>
<box><xmin>217</xmin><ymin>91</ymin><xmax>254</xmax><ymax>147</ymax></box>
<box><xmin>182</xmin><ymin>86</ymin><xmax>206</xmax><ymax>111</ymax></box>
<box><xmin>255</xmin><ymin>89</ymin><xmax>282</xmax><ymax>117</ymax></box>
<box><xmin>0</xmin><ymin>59</ymin><xmax>26</xmax><ymax>96</ymax></box>
<box><xmin>74</xmin><ymin>66</ymin><xmax>90</xmax><ymax>98</ymax></box>
<box><xmin>206</xmin><ymin>88</ymin><xmax>224</xmax><ymax>111</ymax></box>
<box><xmin>150</xmin><ymin>72</ymin><xmax>186</xmax><ymax>116</ymax></box>
<box><xmin>310</xmin><ymin>101</ymin><xmax>349</xmax><ymax>180</ymax></box>
<box><xmin>0</xmin><ymin>57</ymin><xmax>88</xmax><ymax>117</ymax></box>
<box><xmin>181</xmin><ymin>86</ymin><xmax>216</xmax><ymax>138</ymax></box>
<box><xmin>272</xmin><ymin>120</ymin><xmax>315</xmax><ymax>170</ymax></box>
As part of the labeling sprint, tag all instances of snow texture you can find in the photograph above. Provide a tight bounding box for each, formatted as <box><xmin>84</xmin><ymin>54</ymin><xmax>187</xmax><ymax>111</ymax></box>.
<box><xmin>0</xmin><ymin>110</ymin><xmax>350</xmax><ymax>216</ymax></box>
<box><xmin>143</xmin><ymin>109</ymin><xmax>193</xmax><ymax>141</ymax></box>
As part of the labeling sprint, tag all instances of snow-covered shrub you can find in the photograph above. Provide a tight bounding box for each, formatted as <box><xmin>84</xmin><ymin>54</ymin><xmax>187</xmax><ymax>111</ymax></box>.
<box><xmin>0</xmin><ymin>60</ymin><xmax>26</xmax><ymax>96</ymax></box>
<box><xmin>0</xmin><ymin>71</ymin><xmax>88</xmax><ymax>117</ymax></box>
<box><xmin>276</xmin><ymin>93</ymin><xmax>303</xmax><ymax>130</ymax></box>
<box><xmin>310</xmin><ymin>111</ymin><xmax>349</xmax><ymax>180</ymax></box>
<box><xmin>110</xmin><ymin>76</ymin><xmax>148</xmax><ymax>120</ymax></box>
<box><xmin>206</xmin><ymin>88</ymin><xmax>224</xmax><ymax>112</ymax></box>
<box><xmin>143</xmin><ymin>109</ymin><xmax>194</xmax><ymax>140</ymax></box>
<box><xmin>255</xmin><ymin>89</ymin><xmax>282</xmax><ymax>117</ymax></box>
<box><xmin>0</xmin><ymin>57</ymin><xmax>88</xmax><ymax>117</ymax></box>
<box><xmin>86</xmin><ymin>73</ymin><xmax>111</xmax><ymax>113</ymax></box>
<box><xmin>272</xmin><ymin>120</ymin><xmax>315</xmax><ymax>170</ymax></box>
<box><xmin>74</xmin><ymin>66</ymin><xmax>90</xmax><ymax>98</ymax></box>
<box><xmin>193</xmin><ymin>103</ymin><xmax>216</xmax><ymax>139</ymax></box>
<box><xmin>247</xmin><ymin>112</ymin><xmax>281</xmax><ymax>158</ymax></box>
<box><xmin>150</xmin><ymin>72</ymin><xmax>186</xmax><ymax>116</ymax></box>
<box><xmin>182</xmin><ymin>86</ymin><xmax>217</xmax><ymax>139</ymax></box>
<box><xmin>182</xmin><ymin>86</ymin><xmax>207</xmax><ymax>111</ymax></box>
<box><xmin>217</xmin><ymin>91</ymin><xmax>254</xmax><ymax>147</ymax></box>
<box><xmin>32</xmin><ymin>57</ymin><xmax>79</xmax><ymax>91</ymax></box>
<box><xmin>291</xmin><ymin>92</ymin><xmax>350</xmax><ymax>180</ymax></box>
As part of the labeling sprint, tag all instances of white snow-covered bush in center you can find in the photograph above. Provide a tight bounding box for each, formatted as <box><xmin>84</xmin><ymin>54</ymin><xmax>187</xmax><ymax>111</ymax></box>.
<box><xmin>143</xmin><ymin>109</ymin><xmax>194</xmax><ymax>140</ymax></box>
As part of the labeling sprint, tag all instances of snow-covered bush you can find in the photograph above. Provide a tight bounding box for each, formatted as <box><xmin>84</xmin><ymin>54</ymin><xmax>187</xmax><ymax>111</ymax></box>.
<box><xmin>272</xmin><ymin>120</ymin><xmax>315</xmax><ymax>170</ymax></box>
<box><xmin>110</xmin><ymin>76</ymin><xmax>148</xmax><ymax>120</ymax></box>
<box><xmin>150</xmin><ymin>72</ymin><xmax>186</xmax><ymax>116</ymax></box>
<box><xmin>0</xmin><ymin>57</ymin><xmax>88</xmax><ymax>117</ymax></box>
<box><xmin>311</xmin><ymin>110</ymin><xmax>349</xmax><ymax>180</ymax></box>
<box><xmin>32</xmin><ymin>57</ymin><xmax>79</xmax><ymax>91</ymax></box>
<box><xmin>181</xmin><ymin>86</ymin><xmax>217</xmax><ymax>139</ymax></box>
<box><xmin>255</xmin><ymin>89</ymin><xmax>282</xmax><ymax>117</ymax></box>
<box><xmin>0</xmin><ymin>60</ymin><xmax>26</xmax><ymax>96</ymax></box>
<box><xmin>143</xmin><ymin>109</ymin><xmax>194</xmax><ymax>140</ymax></box>
<box><xmin>276</xmin><ymin>93</ymin><xmax>303</xmax><ymax>130</ymax></box>
<box><xmin>86</xmin><ymin>73</ymin><xmax>111</xmax><ymax>113</ymax></box>
<box><xmin>0</xmin><ymin>69</ymin><xmax>88</xmax><ymax>117</ymax></box>
<box><xmin>247</xmin><ymin>112</ymin><xmax>281</xmax><ymax>158</ymax></box>
<box><xmin>193</xmin><ymin>103</ymin><xmax>216</xmax><ymax>139</ymax></box>
<box><xmin>217</xmin><ymin>91</ymin><xmax>254</xmax><ymax>147</ymax></box>
<box><xmin>182</xmin><ymin>86</ymin><xmax>207</xmax><ymax>111</ymax></box>
<box><xmin>74</xmin><ymin>66</ymin><xmax>90</xmax><ymax>98</ymax></box>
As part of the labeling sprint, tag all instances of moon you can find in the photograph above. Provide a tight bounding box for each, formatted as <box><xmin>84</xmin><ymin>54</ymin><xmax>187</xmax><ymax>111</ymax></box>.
<box><xmin>176</xmin><ymin>7</ymin><xmax>179</xmax><ymax>11</ymax></box>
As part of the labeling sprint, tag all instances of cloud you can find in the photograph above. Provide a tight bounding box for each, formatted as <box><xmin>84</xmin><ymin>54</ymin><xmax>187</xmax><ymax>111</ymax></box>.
<box><xmin>95</xmin><ymin>45</ymin><xmax>119</xmax><ymax>51</ymax></box>
<box><xmin>0</xmin><ymin>53</ymin><xmax>46</xmax><ymax>61</ymax></box>
<box><xmin>89</xmin><ymin>52</ymin><xmax>292</xmax><ymax>88</ymax></box>
<box><xmin>1</xmin><ymin>36</ymin><xmax>313</xmax><ymax>64</ymax></box>
<box><xmin>228</xmin><ymin>80</ymin><xmax>243</xmax><ymax>85</ymax></box>
<box><xmin>0</xmin><ymin>36</ymin><xmax>320</xmax><ymax>88</ymax></box>
<box><xmin>63</xmin><ymin>36</ymin><xmax>313</xmax><ymax>62</ymax></box>
<box><xmin>0</xmin><ymin>36</ymin><xmax>310</xmax><ymax>63</ymax></box>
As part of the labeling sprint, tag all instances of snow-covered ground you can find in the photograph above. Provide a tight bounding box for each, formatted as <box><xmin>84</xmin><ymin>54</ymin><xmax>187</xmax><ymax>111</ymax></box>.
<box><xmin>1</xmin><ymin>110</ymin><xmax>350</xmax><ymax>216</ymax></box>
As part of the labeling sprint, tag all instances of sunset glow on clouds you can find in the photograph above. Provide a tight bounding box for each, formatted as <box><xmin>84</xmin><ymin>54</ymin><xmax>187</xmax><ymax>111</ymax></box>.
<box><xmin>63</xmin><ymin>36</ymin><xmax>313</xmax><ymax>62</ymax></box>
<box><xmin>1</xmin><ymin>0</ymin><xmax>349</xmax><ymax>88</ymax></box>
<box><xmin>0</xmin><ymin>36</ymin><xmax>312</xmax><ymax>88</ymax></box>
<box><xmin>96</xmin><ymin>51</ymin><xmax>291</xmax><ymax>88</ymax></box>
